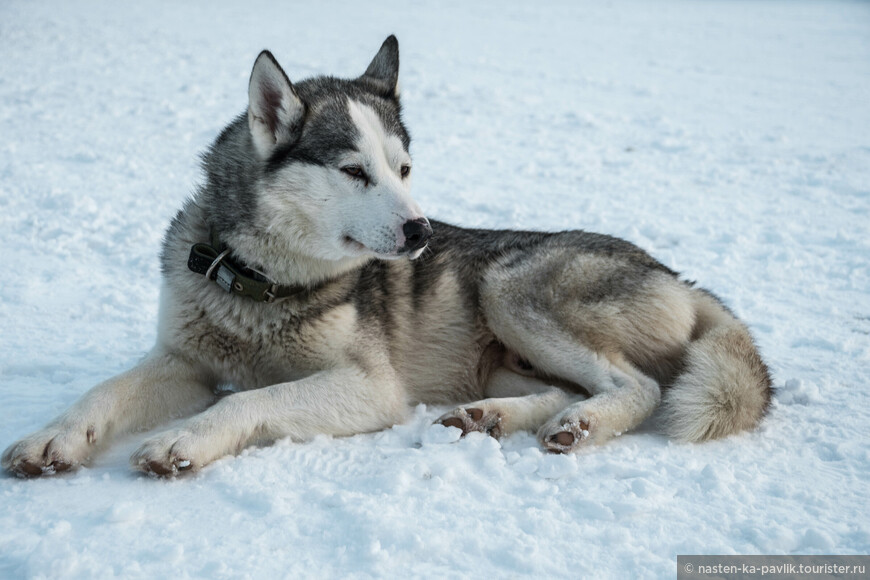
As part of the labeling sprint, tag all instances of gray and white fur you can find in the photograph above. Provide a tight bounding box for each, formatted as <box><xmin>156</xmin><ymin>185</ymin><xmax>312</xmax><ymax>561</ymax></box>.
<box><xmin>2</xmin><ymin>37</ymin><xmax>772</xmax><ymax>478</ymax></box>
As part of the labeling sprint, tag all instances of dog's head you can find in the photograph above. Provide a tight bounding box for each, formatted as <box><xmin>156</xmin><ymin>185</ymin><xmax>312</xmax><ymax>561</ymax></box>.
<box><xmin>242</xmin><ymin>36</ymin><xmax>431</xmax><ymax>264</ymax></box>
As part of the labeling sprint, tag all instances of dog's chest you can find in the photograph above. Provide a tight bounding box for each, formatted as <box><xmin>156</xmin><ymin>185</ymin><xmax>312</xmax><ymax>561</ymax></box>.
<box><xmin>166</xmin><ymin>291</ymin><xmax>360</xmax><ymax>389</ymax></box>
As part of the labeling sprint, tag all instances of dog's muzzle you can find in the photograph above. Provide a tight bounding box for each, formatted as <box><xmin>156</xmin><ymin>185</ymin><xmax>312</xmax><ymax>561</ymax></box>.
<box><xmin>401</xmin><ymin>218</ymin><xmax>433</xmax><ymax>253</ymax></box>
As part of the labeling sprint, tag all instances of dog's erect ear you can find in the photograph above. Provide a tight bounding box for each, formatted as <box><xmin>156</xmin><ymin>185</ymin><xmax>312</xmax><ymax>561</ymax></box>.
<box><xmin>361</xmin><ymin>35</ymin><xmax>400</xmax><ymax>98</ymax></box>
<box><xmin>248</xmin><ymin>51</ymin><xmax>304</xmax><ymax>159</ymax></box>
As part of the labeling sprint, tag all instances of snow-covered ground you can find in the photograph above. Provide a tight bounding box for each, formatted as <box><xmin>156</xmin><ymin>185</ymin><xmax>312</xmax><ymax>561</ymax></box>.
<box><xmin>1</xmin><ymin>0</ymin><xmax>869</xmax><ymax>577</ymax></box>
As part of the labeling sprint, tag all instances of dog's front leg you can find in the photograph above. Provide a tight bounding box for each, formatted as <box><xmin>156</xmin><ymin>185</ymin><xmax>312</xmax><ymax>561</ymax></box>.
<box><xmin>131</xmin><ymin>366</ymin><xmax>406</xmax><ymax>476</ymax></box>
<box><xmin>2</xmin><ymin>351</ymin><xmax>214</xmax><ymax>477</ymax></box>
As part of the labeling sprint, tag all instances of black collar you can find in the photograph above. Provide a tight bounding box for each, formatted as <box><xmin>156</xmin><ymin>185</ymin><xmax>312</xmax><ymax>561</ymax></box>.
<box><xmin>187</xmin><ymin>228</ymin><xmax>311</xmax><ymax>303</ymax></box>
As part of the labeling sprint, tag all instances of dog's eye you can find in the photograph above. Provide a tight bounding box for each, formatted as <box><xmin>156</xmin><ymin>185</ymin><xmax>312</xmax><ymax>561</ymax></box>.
<box><xmin>341</xmin><ymin>166</ymin><xmax>367</xmax><ymax>181</ymax></box>
<box><xmin>400</xmin><ymin>165</ymin><xmax>411</xmax><ymax>178</ymax></box>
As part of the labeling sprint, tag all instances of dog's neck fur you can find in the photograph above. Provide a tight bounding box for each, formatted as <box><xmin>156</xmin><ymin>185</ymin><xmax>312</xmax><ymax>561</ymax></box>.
<box><xmin>220</xmin><ymin>226</ymin><xmax>373</xmax><ymax>288</ymax></box>
<box><xmin>189</xmin><ymin>201</ymin><xmax>369</xmax><ymax>289</ymax></box>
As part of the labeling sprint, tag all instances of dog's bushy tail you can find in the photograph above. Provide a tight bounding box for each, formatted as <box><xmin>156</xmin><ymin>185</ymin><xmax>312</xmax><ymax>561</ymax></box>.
<box><xmin>661</xmin><ymin>290</ymin><xmax>772</xmax><ymax>442</ymax></box>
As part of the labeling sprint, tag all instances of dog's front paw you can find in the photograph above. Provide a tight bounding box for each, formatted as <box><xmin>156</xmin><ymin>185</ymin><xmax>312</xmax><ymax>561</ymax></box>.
<box><xmin>131</xmin><ymin>430</ymin><xmax>201</xmax><ymax>477</ymax></box>
<box><xmin>538</xmin><ymin>414</ymin><xmax>595</xmax><ymax>454</ymax></box>
<box><xmin>2</xmin><ymin>424</ymin><xmax>98</xmax><ymax>477</ymax></box>
<box><xmin>437</xmin><ymin>405</ymin><xmax>503</xmax><ymax>438</ymax></box>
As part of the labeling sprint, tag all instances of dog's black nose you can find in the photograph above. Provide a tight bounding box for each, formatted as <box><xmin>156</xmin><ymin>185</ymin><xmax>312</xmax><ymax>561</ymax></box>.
<box><xmin>402</xmin><ymin>218</ymin><xmax>433</xmax><ymax>253</ymax></box>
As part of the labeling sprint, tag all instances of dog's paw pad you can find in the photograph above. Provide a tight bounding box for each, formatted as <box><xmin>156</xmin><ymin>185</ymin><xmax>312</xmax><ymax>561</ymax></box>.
<box><xmin>2</xmin><ymin>427</ymin><xmax>95</xmax><ymax>478</ymax></box>
<box><xmin>436</xmin><ymin>406</ymin><xmax>502</xmax><ymax>438</ymax></box>
<box><xmin>139</xmin><ymin>459</ymin><xmax>173</xmax><ymax>477</ymax></box>
<box><xmin>440</xmin><ymin>417</ymin><xmax>464</xmax><ymax>430</ymax></box>
<box><xmin>552</xmin><ymin>431</ymin><xmax>577</xmax><ymax>447</ymax></box>
<box><xmin>5</xmin><ymin>455</ymin><xmax>75</xmax><ymax>477</ymax></box>
<box><xmin>16</xmin><ymin>460</ymin><xmax>46</xmax><ymax>477</ymax></box>
<box><xmin>541</xmin><ymin>419</ymin><xmax>591</xmax><ymax>454</ymax></box>
<box><xmin>135</xmin><ymin>455</ymin><xmax>194</xmax><ymax>478</ymax></box>
<box><xmin>131</xmin><ymin>431</ymin><xmax>200</xmax><ymax>478</ymax></box>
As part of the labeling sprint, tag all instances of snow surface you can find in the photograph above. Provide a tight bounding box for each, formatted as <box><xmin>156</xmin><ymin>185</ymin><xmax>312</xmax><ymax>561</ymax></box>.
<box><xmin>1</xmin><ymin>0</ymin><xmax>869</xmax><ymax>577</ymax></box>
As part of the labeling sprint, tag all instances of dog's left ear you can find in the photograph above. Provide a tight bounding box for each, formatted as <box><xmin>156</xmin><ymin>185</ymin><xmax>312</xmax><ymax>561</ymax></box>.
<box><xmin>248</xmin><ymin>50</ymin><xmax>305</xmax><ymax>159</ymax></box>
<box><xmin>360</xmin><ymin>35</ymin><xmax>400</xmax><ymax>98</ymax></box>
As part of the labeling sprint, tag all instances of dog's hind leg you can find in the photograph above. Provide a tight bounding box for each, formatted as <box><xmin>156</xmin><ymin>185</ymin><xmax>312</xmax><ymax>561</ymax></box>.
<box><xmin>2</xmin><ymin>350</ymin><xmax>214</xmax><ymax>477</ymax></box>
<box><xmin>481</xmin><ymin>257</ymin><xmax>670</xmax><ymax>453</ymax></box>
<box><xmin>533</xmin><ymin>351</ymin><xmax>661</xmax><ymax>453</ymax></box>
<box><xmin>445</xmin><ymin>333</ymin><xmax>660</xmax><ymax>451</ymax></box>
<box><xmin>436</xmin><ymin>368</ymin><xmax>583</xmax><ymax>438</ymax></box>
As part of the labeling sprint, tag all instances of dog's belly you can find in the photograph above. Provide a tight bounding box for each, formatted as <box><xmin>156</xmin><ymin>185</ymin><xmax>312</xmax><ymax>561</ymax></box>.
<box><xmin>398</xmin><ymin>335</ymin><xmax>495</xmax><ymax>406</ymax></box>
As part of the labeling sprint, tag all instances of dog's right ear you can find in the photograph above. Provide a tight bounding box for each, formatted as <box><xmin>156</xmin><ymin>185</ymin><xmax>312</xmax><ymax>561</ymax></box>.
<box><xmin>248</xmin><ymin>51</ymin><xmax>304</xmax><ymax>159</ymax></box>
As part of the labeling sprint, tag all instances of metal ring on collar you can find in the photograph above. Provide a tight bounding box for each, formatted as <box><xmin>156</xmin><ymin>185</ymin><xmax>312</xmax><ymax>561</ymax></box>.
<box><xmin>205</xmin><ymin>248</ymin><xmax>231</xmax><ymax>280</ymax></box>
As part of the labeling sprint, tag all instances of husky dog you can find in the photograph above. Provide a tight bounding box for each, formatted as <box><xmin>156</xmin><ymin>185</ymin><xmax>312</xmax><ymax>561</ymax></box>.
<box><xmin>2</xmin><ymin>37</ymin><xmax>771</xmax><ymax>478</ymax></box>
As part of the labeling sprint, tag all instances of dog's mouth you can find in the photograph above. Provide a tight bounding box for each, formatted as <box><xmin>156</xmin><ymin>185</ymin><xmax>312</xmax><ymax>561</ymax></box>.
<box><xmin>342</xmin><ymin>235</ymin><xmax>398</xmax><ymax>260</ymax></box>
<box><xmin>342</xmin><ymin>235</ymin><xmax>366</xmax><ymax>253</ymax></box>
<box><xmin>341</xmin><ymin>235</ymin><xmax>425</xmax><ymax>260</ymax></box>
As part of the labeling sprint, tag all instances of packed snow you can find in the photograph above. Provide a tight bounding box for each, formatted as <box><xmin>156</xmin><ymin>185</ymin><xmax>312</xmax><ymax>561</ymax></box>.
<box><xmin>1</xmin><ymin>0</ymin><xmax>869</xmax><ymax>577</ymax></box>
